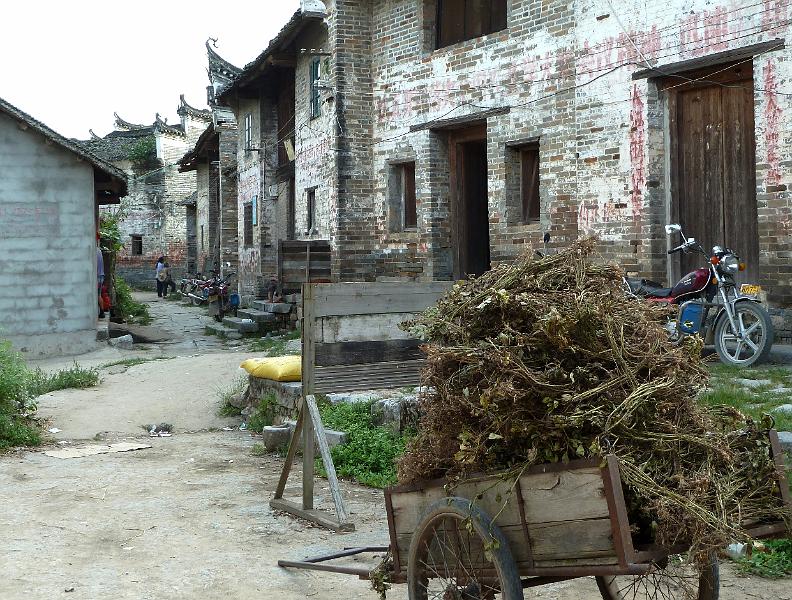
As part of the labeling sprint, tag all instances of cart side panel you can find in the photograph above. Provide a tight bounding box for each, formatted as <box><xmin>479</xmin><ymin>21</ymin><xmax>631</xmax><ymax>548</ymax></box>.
<box><xmin>388</xmin><ymin>465</ymin><xmax>620</xmax><ymax>571</ymax></box>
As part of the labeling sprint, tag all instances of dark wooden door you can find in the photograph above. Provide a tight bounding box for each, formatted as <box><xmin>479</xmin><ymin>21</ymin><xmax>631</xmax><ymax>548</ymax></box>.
<box><xmin>671</xmin><ymin>65</ymin><xmax>758</xmax><ymax>282</ymax></box>
<box><xmin>449</xmin><ymin>125</ymin><xmax>490</xmax><ymax>278</ymax></box>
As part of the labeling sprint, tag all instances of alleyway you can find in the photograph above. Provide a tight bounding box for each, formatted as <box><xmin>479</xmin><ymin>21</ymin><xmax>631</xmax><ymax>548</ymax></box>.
<box><xmin>0</xmin><ymin>294</ymin><xmax>789</xmax><ymax>599</ymax></box>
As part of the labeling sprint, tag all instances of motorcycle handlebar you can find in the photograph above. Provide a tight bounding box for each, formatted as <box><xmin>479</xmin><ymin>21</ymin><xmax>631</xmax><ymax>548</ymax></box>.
<box><xmin>668</xmin><ymin>245</ymin><xmax>684</xmax><ymax>255</ymax></box>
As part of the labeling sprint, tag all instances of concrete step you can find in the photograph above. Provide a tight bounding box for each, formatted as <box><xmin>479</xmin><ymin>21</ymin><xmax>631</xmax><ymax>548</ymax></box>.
<box><xmin>205</xmin><ymin>323</ymin><xmax>243</xmax><ymax>340</ymax></box>
<box><xmin>252</xmin><ymin>301</ymin><xmax>294</xmax><ymax>314</ymax></box>
<box><xmin>222</xmin><ymin>316</ymin><xmax>260</xmax><ymax>333</ymax></box>
<box><xmin>237</xmin><ymin>308</ymin><xmax>277</xmax><ymax>323</ymax></box>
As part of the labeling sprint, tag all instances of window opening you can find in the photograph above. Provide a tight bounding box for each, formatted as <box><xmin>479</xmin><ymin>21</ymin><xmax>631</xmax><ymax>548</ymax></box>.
<box><xmin>309</xmin><ymin>58</ymin><xmax>321</xmax><ymax>119</ymax></box>
<box><xmin>521</xmin><ymin>144</ymin><xmax>540</xmax><ymax>223</ymax></box>
<box><xmin>244</xmin><ymin>203</ymin><xmax>253</xmax><ymax>247</ymax></box>
<box><xmin>306</xmin><ymin>188</ymin><xmax>316</xmax><ymax>232</ymax></box>
<box><xmin>436</xmin><ymin>0</ymin><xmax>507</xmax><ymax>49</ymax></box>
<box><xmin>131</xmin><ymin>235</ymin><xmax>143</xmax><ymax>256</ymax></box>
<box><xmin>244</xmin><ymin>113</ymin><xmax>252</xmax><ymax>150</ymax></box>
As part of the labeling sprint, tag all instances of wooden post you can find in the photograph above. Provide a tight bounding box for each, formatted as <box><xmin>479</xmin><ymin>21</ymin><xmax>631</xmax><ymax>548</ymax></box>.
<box><xmin>305</xmin><ymin>395</ymin><xmax>349</xmax><ymax>524</ymax></box>
<box><xmin>302</xmin><ymin>398</ymin><xmax>315</xmax><ymax>510</ymax></box>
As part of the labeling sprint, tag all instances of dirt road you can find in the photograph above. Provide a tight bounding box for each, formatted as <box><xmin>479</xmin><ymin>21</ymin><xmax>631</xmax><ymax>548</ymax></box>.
<box><xmin>1</xmin><ymin>293</ymin><xmax>789</xmax><ymax>599</ymax></box>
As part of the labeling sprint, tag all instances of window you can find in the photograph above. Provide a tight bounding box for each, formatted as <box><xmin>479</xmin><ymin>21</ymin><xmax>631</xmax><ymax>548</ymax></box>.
<box><xmin>520</xmin><ymin>144</ymin><xmax>540</xmax><ymax>223</ymax></box>
<box><xmin>436</xmin><ymin>0</ymin><xmax>507</xmax><ymax>49</ymax></box>
<box><xmin>131</xmin><ymin>235</ymin><xmax>143</xmax><ymax>256</ymax></box>
<box><xmin>200</xmin><ymin>225</ymin><xmax>205</xmax><ymax>251</ymax></box>
<box><xmin>306</xmin><ymin>188</ymin><xmax>316</xmax><ymax>232</ymax></box>
<box><xmin>244</xmin><ymin>203</ymin><xmax>253</xmax><ymax>247</ymax></box>
<box><xmin>390</xmin><ymin>162</ymin><xmax>417</xmax><ymax>231</ymax></box>
<box><xmin>244</xmin><ymin>113</ymin><xmax>252</xmax><ymax>150</ymax></box>
<box><xmin>309</xmin><ymin>58</ymin><xmax>321</xmax><ymax>119</ymax></box>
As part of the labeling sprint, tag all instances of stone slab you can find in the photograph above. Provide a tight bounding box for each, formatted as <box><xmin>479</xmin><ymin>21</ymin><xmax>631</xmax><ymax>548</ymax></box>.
<box><xmin>223</xmin><ymin>316</ymin><xmax>260</xmax><ymax>333</ymax></box>
<box><xmin>237</xmin><ymin>308</ymin><xmax>277</xmax><ymax>323</ymax></box>
<box><xmin>109</xmin><ymin>322</ymin><xmax>172</xmax><ymax>343</ymax></box>
<box><xmin>252</xmin><ymin>301</ymin><xmax>293</xmax><ymax>314</ymax></box>
<box><xmin>204</xmin><ymin>323</ymin><xmax>243</xmax><ymax>340</ymax></box>
<box><xmin>778</xmin><ymin>431</ymin><xmax>792</xmax><ymax>455</ymax></box>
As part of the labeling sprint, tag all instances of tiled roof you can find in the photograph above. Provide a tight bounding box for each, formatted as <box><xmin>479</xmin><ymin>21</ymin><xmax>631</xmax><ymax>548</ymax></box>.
<box><xmin>0</xmin><ymin>95</ymin><xmax>127</xmax><ymax>194</ymax></box>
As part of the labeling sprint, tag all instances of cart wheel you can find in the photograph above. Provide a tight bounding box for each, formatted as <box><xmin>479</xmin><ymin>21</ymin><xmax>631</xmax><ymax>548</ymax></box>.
<box><xmin>407</xmin><ymin>497</ymin><xmax>523</xmax><ymax>600</ymax></box>
<box><xmin>596</xmin><ymin>553</ymin><xmax>718</xmax><ymax>600</ymax></box>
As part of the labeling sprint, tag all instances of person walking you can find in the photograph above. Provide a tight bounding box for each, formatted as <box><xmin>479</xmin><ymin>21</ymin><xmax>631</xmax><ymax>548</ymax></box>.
<box><xmin>155</xmin><ymin>256</ymin><xmax>167</xmax><ymax>298</ymax></box>
<box><xmin>97</xmin><ymin>234</ymin><xmax>105</xmax><ymax>318</ymax></box>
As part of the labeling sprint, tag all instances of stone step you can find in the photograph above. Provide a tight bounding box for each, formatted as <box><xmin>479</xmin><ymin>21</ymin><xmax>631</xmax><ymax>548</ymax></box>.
<box><xmin>283</xmin><ymin>293</ymin><xmax>302</xmax><ymax>304</ymax></box>
<box><xmin>222</xmin><ymin>316</ymin><xmax>260</xmax><ymax>333</ymax></box>
<box><xmin>205</xmin><ymin>323</ymin><xmax>243</xmax><ymax>340</ymax></box>
<box><xmin>237</xmin><ymin>308</ymin><xmax>277</xmax><ymax>323</ymax></box>
<box><xmin>252</xmin><ymin>301</ymin><xmax>294</xmax><ymax>314</ymax></box>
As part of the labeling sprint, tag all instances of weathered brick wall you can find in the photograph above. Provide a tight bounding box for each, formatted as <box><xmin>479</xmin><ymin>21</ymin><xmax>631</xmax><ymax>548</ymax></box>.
<box><xmin>218</xmin><ymin>126</ymin><xmax>240</xmax><ymax>281</ymax></box>
<box><xmin>237</xmin><ymin>97</ymin><xmax>263</xmax><ymax>296</ymax></box>
<box><xmin>336</xmin><ymin>0</ymin><xmax>792</xmax><ymax>314</ymax></box>
<box><xmin>196</xmin><ymin>162</ymin><xmax>219</xmax><ymax>274</ymax></box>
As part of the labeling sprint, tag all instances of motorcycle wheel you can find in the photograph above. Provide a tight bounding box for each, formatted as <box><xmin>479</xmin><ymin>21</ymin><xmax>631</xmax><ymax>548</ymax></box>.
<box><xmin>714</xmin><ymin>301</ymin><xmax>774</xmax><ymax>367</ymax></box>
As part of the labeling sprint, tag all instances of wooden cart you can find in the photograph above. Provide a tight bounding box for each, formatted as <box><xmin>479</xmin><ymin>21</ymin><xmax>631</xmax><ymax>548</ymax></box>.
<box><xmin>279</xmin><ymin>430</ymin><xmax>790</xmax><ymax>600</ymax></box>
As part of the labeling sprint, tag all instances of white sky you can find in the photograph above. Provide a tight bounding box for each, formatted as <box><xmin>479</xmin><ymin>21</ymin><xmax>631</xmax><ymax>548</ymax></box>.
<box><xmin>1</xmin><ymin>0</ymin><xmax>301</xmax><ymax>139</ymax></box>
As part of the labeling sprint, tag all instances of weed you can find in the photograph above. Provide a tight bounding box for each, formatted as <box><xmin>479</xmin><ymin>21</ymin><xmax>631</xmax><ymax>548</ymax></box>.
<box><xmin>216</xmin><ymin>377</ymin><xmax>247</xmax><ymax>418</ymax></box>
<box><xmin>251</xmin><ymin>443</ymin><xmax>268</xmax><ymax>457</ymax></box>
<box><xmin>248</xmin><ymin>329</ymin><xmax>301</xmax><ymax>356</ymax></box>
<box><xmin>736</xmin><ymin>539</ymin><xmax>792</xmax><ymax>578</ymax></box>
<box><xmin>28</xmin><ymin>364</ymin><xmax>100</xmax><ymax>396</ymax></box>
<box><xmin>115</xmin><ymin>277</ymin><xmax>152</xmax><ymax>325</ymax></box>
<box><xmin>316</xmin><ymin>400</ymin><xmax>410</xmax><ymax>488</ymax></box>
<box><xmin>247</xmin><ymin>393</ymin><xmax>276</xmax><ymax>433</ymax></box>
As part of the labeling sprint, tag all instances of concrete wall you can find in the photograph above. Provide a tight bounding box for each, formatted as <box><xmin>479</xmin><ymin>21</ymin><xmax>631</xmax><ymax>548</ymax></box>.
<box><xmin>0</xmin><ymin>112</ymin><xmax>97</xmax><ymax>357</ymax></box>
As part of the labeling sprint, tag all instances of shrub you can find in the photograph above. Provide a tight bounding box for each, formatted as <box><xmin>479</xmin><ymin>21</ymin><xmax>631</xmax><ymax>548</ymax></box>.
<box><xmin>115</xmin><ymin>276</ymin><xmax>152</xmax><ymax>325</ymax></box>
<box><xmin>247</xmin><ymin>393</ymin><xmax>276</xmax><ymax>433</ymax></box>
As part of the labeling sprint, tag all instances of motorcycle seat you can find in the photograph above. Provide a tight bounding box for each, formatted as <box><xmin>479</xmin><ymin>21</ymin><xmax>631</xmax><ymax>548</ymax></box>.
<box><xmin>626</xmin><ymin>278</ymin><xmax>673</xmax><ymax>298</ymax></box>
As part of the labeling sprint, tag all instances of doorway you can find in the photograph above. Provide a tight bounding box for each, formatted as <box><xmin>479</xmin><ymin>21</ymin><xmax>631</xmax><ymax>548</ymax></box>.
<box><xmin>666</xmin><ymin>63</ymin><xmax>758</xmax><ymax>282</ymax></box>
<box><xmin>449</xmin><ymin>125</ymin><xmax>490</xmax><ymax>278</ymax></box>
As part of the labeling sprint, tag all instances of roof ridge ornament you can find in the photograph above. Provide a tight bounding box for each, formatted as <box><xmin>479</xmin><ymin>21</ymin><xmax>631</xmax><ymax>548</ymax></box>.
<box><xmin>113</xmin><ymin>112</ymin><xmax>147</xmax><ymax>131</ymax></box>
<box><xmin>300</xmin><ymin>0</ymin><xmax>325</xmax><ymax>13</ymax></box>
<box><xmin>177</xmin><ymin>94</ymin><xmax>212</xmax><ymax>119</ymax></box>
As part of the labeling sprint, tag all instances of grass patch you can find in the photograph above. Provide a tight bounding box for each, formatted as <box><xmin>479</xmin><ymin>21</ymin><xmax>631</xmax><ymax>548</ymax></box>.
<box><xmin>115</xmin><ymin>276</ymin><xmax>152</xmax><ymax>325</ymax></box>
<box><xmin>317</xmin><ymin>400</ymin><xmax>410</xmax><ymax>488</ymax></box>
<box><xmin>247</xmin><ymin>393</ymin><xmax>276</xmax><ymax>433</ymax></box>
<box><xmin>28</xmin><ymin>363</ymin><xmax>100</xmax><ymax>396</ymax></box>
<box><xmin>101</xmin><ymin>356</ymin><xmax>174</xmax><ymax>369</ymax></box>
<box><xmin>709</xmin><ymin>363</ymin><xmax>792</xmax><ymax>385</ymax></box>
<box><xmin>251</xmin><ymin>443</ymin><xmax>268</xmax><ymax>457</ymax></box>
<box><xmin>0</xmin><ymin>343</ymin><xmax>100</xmax><ymax>449</ymax></box>
<box><xmin>736</xmin><ymin>539</ymin><xmax>792</xmax><ymax>578</ymax></box>
<box><xmin>248</xmin><ymin>329</ymin><xmax>301</xmax><ymax>356</ymax></box>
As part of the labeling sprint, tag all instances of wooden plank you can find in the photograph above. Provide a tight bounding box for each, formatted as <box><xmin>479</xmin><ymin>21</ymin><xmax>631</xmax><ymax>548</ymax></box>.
<box><xmin>315</xmin><ymin>339</ymin><xmax>423</xmax><ymax>367</ymax></box>
<box><xmin>302</xmin><ymin>402</ymin><xmax>315</xmax><ymax>510</ymax></box>
<box><xmin>273</xmin><ymin>407</ymin><xmax>304</xmax><ymax>500</ymax></box>
<box><xmin>319</xmin><ymin>313</ymin><xmax>418</xmax><ymax>343</ymax></box>
<box><xmin>270</xmin><ymin>498</ymin><xmax>354</xmax><ymax>532</ymax></box>
<box><xmin>312</xmin><ymin>361</ymin><xmax>426</xmax><ymax>394</ymax></box>
<box><xmin>395</xmin><ymin>519</ymin><xmax>615</xmax><ymax>564</ymax></box>
<box><xmin>308</xmin><ymin>281</ymin><xmax>454</xmax><ymax>299</ymax></box>
<box><xmin>311</xmin><ymin>292</ymin><xmax>451</xmax><ymax>317</ymax></box>
<box><xmin>305</xmin><ymin>395</ymin><xmax>350</xmax><ymax>525</ymax></box>
<box><xmin>520</xmin><ymin>468</ymin><xmax>609</xmax><ymax>523</ymax></box>
<box><xmin>601</xmin><ymin>455</ymin><xmax>635</xmax><ymax>567</ymax></box>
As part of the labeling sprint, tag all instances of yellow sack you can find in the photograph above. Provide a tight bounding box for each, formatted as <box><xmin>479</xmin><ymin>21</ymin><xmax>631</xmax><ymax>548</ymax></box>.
<box><xmin>240</xmin><ymin>355</ymin><xmax>301</xmax><ymax>382</ymax></box>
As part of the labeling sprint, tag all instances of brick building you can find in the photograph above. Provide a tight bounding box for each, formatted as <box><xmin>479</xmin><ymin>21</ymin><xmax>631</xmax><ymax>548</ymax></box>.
<box><xmin>178</xmin><ymin>42</ymin><xmax>241</xmax><ymax>279</ymax></box>
<box><xmin>218</xmin><ymin>0</ymin><xmax>792</xmax><ymax>336</ymax></box>
<box><xmin>82</xmin><ymin>98</ymin><xmax>211</xmax><ymax>286</ymax></box>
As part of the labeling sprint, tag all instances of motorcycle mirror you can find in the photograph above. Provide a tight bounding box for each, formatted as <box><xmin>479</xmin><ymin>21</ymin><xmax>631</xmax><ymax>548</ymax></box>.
<box><xmin>665</xmin><ymin>224</ymin><xmax>681</xmax><ymax>234</ymax></box>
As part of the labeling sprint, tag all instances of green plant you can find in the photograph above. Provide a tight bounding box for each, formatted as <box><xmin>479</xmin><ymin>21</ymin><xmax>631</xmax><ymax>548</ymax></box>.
<box><xmin>247</xmin><ymin>393</ymin><xmax>276</xmax><ymax>433</ymax></box>
<box><xmin>248</xmin><ymin>329</ymin><xmax>301</xmax><ymax>355</ymax></box>
<box><xmin>216</xmin><ymin>377</ymin><xmax>247</xmax><ymax>417</ymax></box>
<box><xmin>28</xmin><ymin>363</ymin><xmax>99</xmax><ymax>396</ymax></box>
<box><xmin>101</xmin><ymin>356</ymin><xmax>174</xmax><ymax>369</ymax></box>
<box><xmin>251</xmin><ymin>443</ymin><xmax>268</xmax><ymax>457</ymax></box>
<box><xmin>317</xmin><ymin>400</ymin><xmax>410</xmax><ymax>488</ymax></box>
<box><xmin>114</xmin><ymin>276</ymin><xmax>152</xmax><ymax>325</ymax></box>
<box><xmin>127</xmin><ymin>137</ymin><xmax>158</xmax><ymax>172</ymax></box>
<box><xmin>736</xmin><ymin>539</ymin><xmax>792</xmax><ymax>578</ymax></box>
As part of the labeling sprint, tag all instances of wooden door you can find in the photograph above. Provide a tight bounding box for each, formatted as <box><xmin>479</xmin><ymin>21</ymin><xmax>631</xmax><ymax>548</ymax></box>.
<box><xmin>449</xmin><ymin>125</ymin><xmax>490</xmax><ymax>278</ymax></box>
<box><xmin>669</xmin><ymin>64</ymin><xmax>758</xmax><ymax>282</ymax></box>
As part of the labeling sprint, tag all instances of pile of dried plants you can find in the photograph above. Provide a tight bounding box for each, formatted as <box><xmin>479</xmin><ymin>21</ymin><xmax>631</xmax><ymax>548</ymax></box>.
<box><xmin>399</xmin><ymin>239</ymin><xmax>789</xmax><ymax>556</ymax></box>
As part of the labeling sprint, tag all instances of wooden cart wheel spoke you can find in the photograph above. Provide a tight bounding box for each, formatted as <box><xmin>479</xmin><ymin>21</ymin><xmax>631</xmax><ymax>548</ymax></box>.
<box><xmin>408</xmin><ymin>498</ymin><xmax>523</xmax><ymax>600</ymax></box>
<box><xmin>596</xmin><ymin>554</ymin><xmax>719</xmax><ymax>600</ymax></box>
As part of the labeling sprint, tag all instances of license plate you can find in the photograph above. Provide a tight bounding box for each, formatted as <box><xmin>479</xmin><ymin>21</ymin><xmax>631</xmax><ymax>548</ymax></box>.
<box><xmin>740</xmin><ymin>284</ymin><xmax>762</xmax><ymax>296</ymax></box>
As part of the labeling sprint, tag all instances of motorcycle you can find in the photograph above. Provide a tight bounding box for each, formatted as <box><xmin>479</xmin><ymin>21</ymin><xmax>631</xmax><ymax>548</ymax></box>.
<box><xmin>205</xmin><ymin>271</ymin><xmax>240</xmax><ymax>322</ymax></box>
<box><xmin>182</xmin><ymin>273</ymin><xmax>213</xmax><ymax>305</ymax></box>
<box><xmin>624</xmin><ymin>224</ymin><xmax>773</xmax><ymax>366</ymax></box>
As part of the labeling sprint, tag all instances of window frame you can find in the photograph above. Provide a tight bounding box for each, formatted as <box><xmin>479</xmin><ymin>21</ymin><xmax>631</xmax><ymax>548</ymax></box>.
<box><xmin>130</xmin><ymin>234</ymin><xmax>143</xmax><ymax>256</ymax></box>
<box><xmin>244</xmin><ymin>113</ymin><xmax>252</xmax><ymax>151</ymax></box>
<box><xmin>309</xmin><ymin>57</ymin><xmax>322</xmax><ymax>119</ymax></box>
